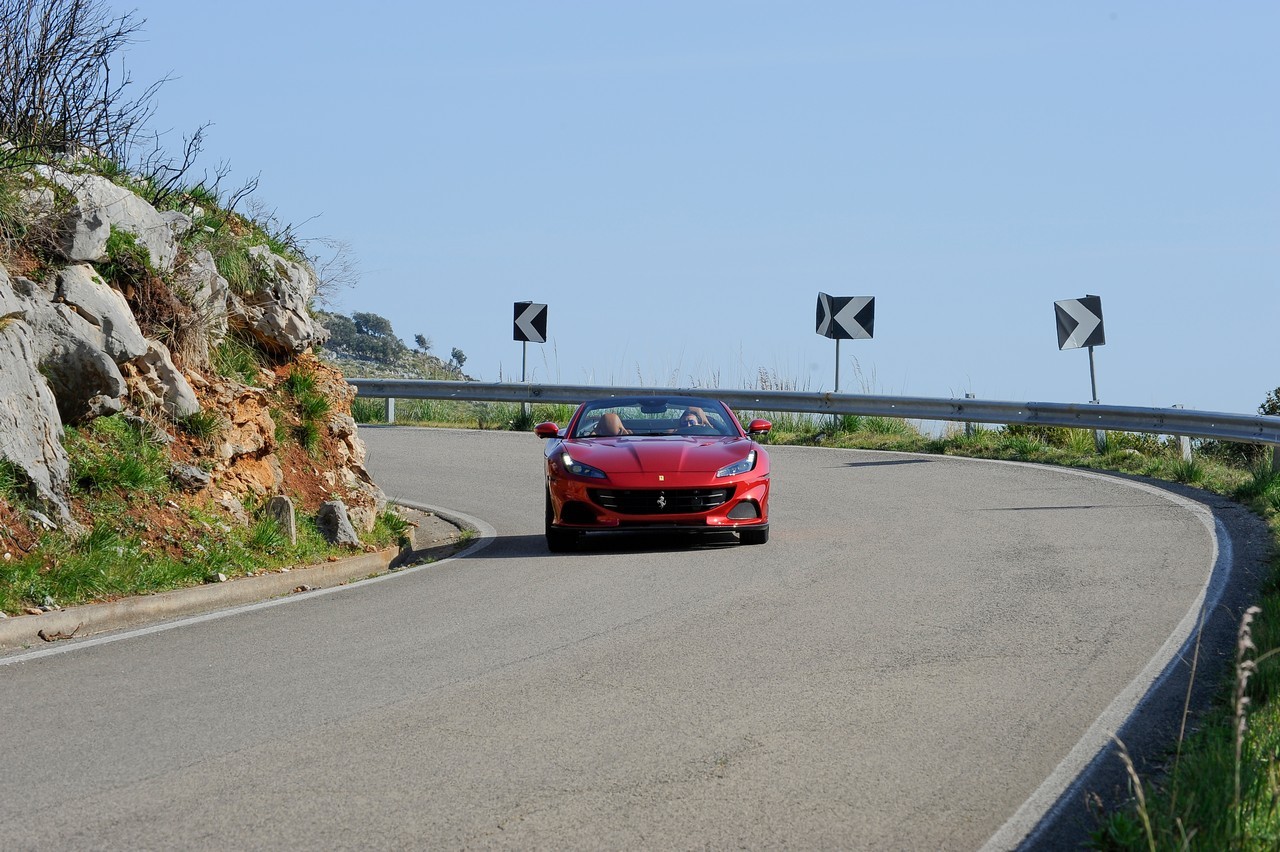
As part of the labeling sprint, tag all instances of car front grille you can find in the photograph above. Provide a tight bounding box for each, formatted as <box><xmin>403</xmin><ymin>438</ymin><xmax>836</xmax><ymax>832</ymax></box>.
<box><xmin>588</xmin><ymin>487</ymin><xmax>732</xmax><ymax>515</ymax></box>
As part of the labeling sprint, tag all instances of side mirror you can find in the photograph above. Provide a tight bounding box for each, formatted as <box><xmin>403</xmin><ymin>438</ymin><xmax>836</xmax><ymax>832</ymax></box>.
<box><xmin>534</xmin><ymin>422</ymin><xmax>561</xmax><ymax>439</ymax></box>
<box><xmin>747</xmin><ymin>419</ymin><xmax>772</xmax><ymax>435</ymax></box>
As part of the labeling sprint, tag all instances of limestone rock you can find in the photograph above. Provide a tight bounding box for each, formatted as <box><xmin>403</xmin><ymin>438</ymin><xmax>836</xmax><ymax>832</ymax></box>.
<box><xmin>119</xmin><ymin>340</ymin><xmax>201</xmax><ymax>418</ymax></box>
<box><xmin>0</xmin><ymin>289</ymin><xmax>72</xmax><ymax>522</ymax></box>
<box><xmin>170</xmin><ymin>245</ymin><xmax>230</xmax><ymax>365</ymax></box>
<box><xmin>216</xmin><ymin>492</ymin><xmax>249</xmax><ymax>526</ymax></box>
<box><xmin>53</xmin><ymin>265</ymin><xmax>149</xmax><ymax>362</ymax></box>
<box><xmin>15</xmin><ymin>267</ymin><xmax>196</xmax><ymax>421</ymax></box>
<box><xmin>36</xmin><ymin>168</ymin><xmax>188</xmax><ymax>271</ymax></box>
<box><xmin>265</xmin><ymin>495</ymin><xmax>298</xmax><ymax>546</ymax></box>
<box><xmin>169</xmin><ymin>464</ymin><xmax>211</xmax><ymax>493</ymax></box>
<box><xmin>17</xmin><ymin>291</ymin><xmax>130</xmax><ymax>424</ymax></box>
<box><xmin>226</xmin><ymin>246</ymin><xmax>329</xmax><ymax>355</ymax></box>
<box><xmin>317</xmin><ymin>500</ymin><xmax>360</xmax><ymax>547</ymax></box>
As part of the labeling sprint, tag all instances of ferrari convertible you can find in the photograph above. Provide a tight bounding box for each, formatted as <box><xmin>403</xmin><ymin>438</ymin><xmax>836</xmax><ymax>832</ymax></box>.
<box><xmin>535</xmin><ymin>395</ymin><xmax>771</xmax><ymax>551</ymax></box>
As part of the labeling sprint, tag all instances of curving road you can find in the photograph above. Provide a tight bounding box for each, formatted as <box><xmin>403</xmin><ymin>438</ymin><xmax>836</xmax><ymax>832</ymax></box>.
<box><xmin>0</xmin><ymin>427</ymin><xmax>1237</xmax><ymax>849</ymax></box>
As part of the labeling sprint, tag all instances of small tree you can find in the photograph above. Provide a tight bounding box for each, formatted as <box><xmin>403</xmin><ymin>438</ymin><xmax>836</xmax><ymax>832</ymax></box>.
<box><xmin>1261</xmin><ymin>388</ymin><xmax>1280</xmax><ymax>418</ymax></box>
<box><xmin>414</xmin><ymin>334</ymin><xmax>432</xmax><ymax>353</ymax></box>
<box><xmin>450</xmin><ymin>347</ymin><xmax>467</xmax><ymax>369</ymax></box>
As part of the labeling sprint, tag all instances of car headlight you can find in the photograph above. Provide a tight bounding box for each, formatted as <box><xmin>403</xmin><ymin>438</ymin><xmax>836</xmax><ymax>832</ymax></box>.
<box><xmin>561</xmin><ymin>452</ymin><xmax>607</xmax><ymax>479</ymax></box>
<box><xmin>716</xmin><ymin>451</ymin><xmax>756</xmax><ymax>478</ymax></box>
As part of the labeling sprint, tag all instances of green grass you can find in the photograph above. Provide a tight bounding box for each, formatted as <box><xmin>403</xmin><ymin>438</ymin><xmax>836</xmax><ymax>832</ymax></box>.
<box><xmin>213</xmin><ymin>242</ymin><xmax>254</xmax><ymax>294</ymax></box>
<box><xmin>280</xmin><ymin>367</ymin><xmax>331</xmax><ymax>454</ymax></box>
<box><xmin>100</xmin><ymin>227</ymin><xmax>154</xmax><ymax>287</ymax></box>
<box><xmin>282</xmin><ymin>369</ymin><xmax>318</xmax><ymax>396</ymax></box>
<box><xmin>349</xmin><ymin>398</ymin><xmax>578</xmax><ymax>431</ymax></box>
<box><xmin>295</xmin><ymin>391</ymin><xmax>331</xmax><ymax>422</ymax></box>
<box><xmin>295</xmin><ymin>420</ymin><xmax>321</xmax><ymax>453</ymax></box>
<box><xmin>179</xmin><ymin>410</ymin><xmax>225</xmax><ymax>441</ymax></box>
<box><xmin>213</xmin><ymin>333</ymin><xmax>264</xmax><ymax>385</ymax></box>
<box><xmin>64</xmin><ymin>417</ymin><xmax>170</xmax><ymax>497</ymax></box>
<box><xmin>0</xmin><ymin>458</ymin><xmax>21</xmax><ymax>503</ymax></box>
<box><xmin>0</xmin><ymin>499</ymin><xmax>414</xmax><ymax>615</ymax></box>
<box><xmin>378</xmin><ymin>509</ymin><xmax>413</xmax><ymax>548</ymax></box>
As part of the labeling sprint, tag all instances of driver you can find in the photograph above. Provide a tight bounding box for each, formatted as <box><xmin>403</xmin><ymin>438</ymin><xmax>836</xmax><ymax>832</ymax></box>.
<box><xmin>675</xmin><ymin>406</ymin><xmax>711</xmax><ymax>433</ymax></box>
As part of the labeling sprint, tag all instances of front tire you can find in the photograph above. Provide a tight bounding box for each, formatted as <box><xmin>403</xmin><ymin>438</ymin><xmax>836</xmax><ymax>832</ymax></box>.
<box><xmin>545</xmin><ymin>489</ymin><xmax>578</xmax><ymax>552</ymax></box>
<box><xmin>739</xmin><ymin>525</ymin><xmax>769</xmax><ymax>545</ymax></box>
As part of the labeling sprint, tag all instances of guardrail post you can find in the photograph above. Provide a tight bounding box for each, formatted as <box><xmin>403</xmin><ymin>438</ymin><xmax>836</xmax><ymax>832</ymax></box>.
<box><xmin>1091</xmin><ymin>407</ymin><xmax>1107</xmax><ymax>453</ymax></box>
<box><xmin>1172</xmin><ymin>405</ymin><xmax>1192</xmax><ymax>462</ymax></box>
<box><xmin>385</xmin><ymin>397</ymin><xmax>396</xmax><ymax>424</ymax></box>
<box><xmin>965</xmin><ymin>393</ymin><xmax>976</xmax><ymax>437</ymax></box>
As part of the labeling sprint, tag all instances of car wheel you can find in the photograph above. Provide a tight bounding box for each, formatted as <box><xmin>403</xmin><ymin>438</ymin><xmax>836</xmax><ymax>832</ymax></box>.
<box><xmin>545</xmin><ymin>489</ymin><xmax>578</xmax><ymax>552</ymax></box>
<box><xmin>739</xmin><ymin>526</ymin><xmax>769</xmax><ymax>545</ymax></box>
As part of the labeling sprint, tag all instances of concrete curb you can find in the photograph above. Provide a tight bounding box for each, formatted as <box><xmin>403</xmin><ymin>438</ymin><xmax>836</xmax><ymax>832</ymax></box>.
<box><xmin>0</xmin><ymin>509</ymin><xmax>464</xmax><ymax>653</ymax></box>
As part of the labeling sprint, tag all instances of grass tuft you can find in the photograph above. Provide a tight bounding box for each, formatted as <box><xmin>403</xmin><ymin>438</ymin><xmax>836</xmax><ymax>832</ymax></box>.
<box><xmin>1170</xmin><ymin>457</ymin><xmax>1206</xmax><ymax>484</ymax></box>
<box><xmin>213</xmin><ymin>333</ymin><xmax>264</xmax><ymax>385</ymax></box>
<box><xmin>65</xmin><ymin>417</ymin><xmax>170</xmax><ymax>497</ymax></box>
<box><xmin>179</xmin><ymin>410</ymin><xmax>225</xmax><ymax>441</ymax></box>
<box><xmin>247</xmin><ymin>516</ymin><xmax>288</xmax><ymax>553</ymax></box>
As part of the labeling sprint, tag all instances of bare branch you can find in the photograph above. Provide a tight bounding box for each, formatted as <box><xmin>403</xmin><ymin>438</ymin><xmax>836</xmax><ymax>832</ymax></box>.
<box><xmin>0</xmin><ymin>0</ymin><xmax>165</xmax><ymax>164</ymax></box>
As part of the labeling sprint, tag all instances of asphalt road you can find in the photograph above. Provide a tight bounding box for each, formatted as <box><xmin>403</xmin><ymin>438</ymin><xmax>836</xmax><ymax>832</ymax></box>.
<box><xmin>0</xmin><ymin>427</ymin><xmax>1249</xmax><ymax>850</ymax></box>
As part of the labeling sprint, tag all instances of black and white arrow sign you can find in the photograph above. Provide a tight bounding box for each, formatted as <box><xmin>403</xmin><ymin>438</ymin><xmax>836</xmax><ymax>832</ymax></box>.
<box><xmin>513</xmin><ymin>302</ymin><xmax>548</xmax><ymax>343</ymax></box>
<box><xmin>816</xmin><ymin>293</ymin><xmax>874</xmax><ymax>340</ymax></box>
<box><xmin>1054</xmin><ymin>295</ymin><xmax>1105</xmax><ymax>350</ymax></box>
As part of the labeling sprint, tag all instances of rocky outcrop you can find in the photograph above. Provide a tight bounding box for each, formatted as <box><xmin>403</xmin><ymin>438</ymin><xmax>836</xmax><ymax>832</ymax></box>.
<box><xmin>120</xmin><ymin>341</ymin><xmax>200</xmax><ymax>417</ymax></box>
<box><xmin>171</xmin><ymin>249</ymin><xmax>230</xmax><ymax>366</ymax></box>
<box><xmin>312</xmin><ymin>361</ymin><xmax>385</xmax><ymax>531</ymax></box>
<box><xmin>7</xmin><ymin>265</ymin><xmax>197</xmax><ymax>423</ymax></box>
<box><xmin>34</xmin><ymin>168</ymin><xmax>192</xmax><ymax>272</ymax></box>
<box><xmin>2</xmin><ymin>156</ymin><xmax>383</xmax><ymax>541</ymax></box>
<box><xmin>54</xmin><ymin>265</ymin><xmax>150</xmax><ymax>359</ymax></box>
<box><xmin>0</xmin><ymin>268</ymin><xmax>73</xmax><ymax>523</ymax></box>
<box><xmin>228</xmin><ymin>246</ymin><xmax>329</xmax><ymax>355</ymax></box>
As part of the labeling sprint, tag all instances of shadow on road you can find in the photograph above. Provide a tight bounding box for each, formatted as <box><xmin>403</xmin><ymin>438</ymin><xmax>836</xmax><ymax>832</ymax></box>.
<box><xmin>841</xmin><ymin>458</ymin><xmax>936</xmax><ymax>468</ymax></box>
<box><xmin>469</xmin><ymin>530</ymin><xmax>745</xmax><ymax>558</ymax></box>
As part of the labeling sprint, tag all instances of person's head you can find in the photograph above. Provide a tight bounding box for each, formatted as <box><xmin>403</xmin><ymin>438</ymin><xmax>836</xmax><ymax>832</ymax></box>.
<box><xmin>679</xmin><ymin>407</ymin><xmax>706</xmax><ymax>428</ymax></box>
<box><xmin>598</xmin><ymin>412</ymin><xmax>627</xmax><ymax>436</ymax></box>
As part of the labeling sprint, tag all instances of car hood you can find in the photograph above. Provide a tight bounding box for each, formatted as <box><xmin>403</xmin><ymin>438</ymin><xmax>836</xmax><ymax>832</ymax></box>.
<box><xmin>562</xmin><ymin>436</ymin><xmax>756</xmax><ymax>474</ymax></box>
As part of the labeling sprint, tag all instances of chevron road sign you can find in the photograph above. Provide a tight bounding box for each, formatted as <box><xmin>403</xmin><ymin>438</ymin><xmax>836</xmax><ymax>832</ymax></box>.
<box><xmin>816</xmin><ymin>293</ymin><xmax>874</xmax><ymax>340</ymax></box>
<box><xmin>513</xmin><ymin>302</ymin><xmax>548</xmax><ymax>343</ymax></box>
<box><xmin>1054</xmin><ymin>295</ymin><xmax>1105</xmax><ymax>351</ymax></box>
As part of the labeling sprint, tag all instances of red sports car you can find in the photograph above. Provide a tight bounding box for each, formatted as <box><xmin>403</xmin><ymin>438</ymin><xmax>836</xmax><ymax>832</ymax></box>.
<box><xmin>535</xmin><ymin>395</ymin><xmax>772</xmax><ymax>551</ymax></box>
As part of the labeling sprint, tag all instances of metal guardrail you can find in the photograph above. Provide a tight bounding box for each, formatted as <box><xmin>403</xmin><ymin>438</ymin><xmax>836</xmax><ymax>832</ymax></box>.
<box><xmin>348</xmin><ymin>379</ymin><xmax>1280</xmax><ymax>448</ymax></box>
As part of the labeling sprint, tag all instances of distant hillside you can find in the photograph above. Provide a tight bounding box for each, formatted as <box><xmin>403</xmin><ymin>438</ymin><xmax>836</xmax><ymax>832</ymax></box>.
<box><xmin>315</xmin><ymin>309</ymin><xmax>473</xmax><ymax>381</ymax></box>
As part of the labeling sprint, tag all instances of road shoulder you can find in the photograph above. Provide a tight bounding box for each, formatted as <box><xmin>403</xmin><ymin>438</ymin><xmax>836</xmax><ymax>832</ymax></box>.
<box><xmin>0</xmin><ymin>508</ymin><xmax>465</xmax><ymax>655</ymax></box>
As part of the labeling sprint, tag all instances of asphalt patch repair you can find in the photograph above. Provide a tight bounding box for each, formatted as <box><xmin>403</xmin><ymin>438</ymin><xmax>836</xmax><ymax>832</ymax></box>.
<box><xmin>0</xmin><ymin>507</ymin><xmax>465</xmax><ymax>654</ymax></box>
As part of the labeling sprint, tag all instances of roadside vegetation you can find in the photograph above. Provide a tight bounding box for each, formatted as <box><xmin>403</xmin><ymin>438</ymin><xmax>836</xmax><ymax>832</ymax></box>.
<box><xmin>0</xmin><ymin>412</ymin><xmax>412</xmax><ymax>616</ymax></box>
<box><xmin>0</xmin><ymin>0</ymin><xmax>416</xmax><ymax>619</ymax></box>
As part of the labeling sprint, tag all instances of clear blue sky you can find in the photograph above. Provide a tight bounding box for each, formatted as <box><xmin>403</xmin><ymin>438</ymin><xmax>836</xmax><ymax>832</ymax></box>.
<box><xmin>124</xmin><ymin>2</ymin><xmax>1276</xmax><ymax>416</ymax></box>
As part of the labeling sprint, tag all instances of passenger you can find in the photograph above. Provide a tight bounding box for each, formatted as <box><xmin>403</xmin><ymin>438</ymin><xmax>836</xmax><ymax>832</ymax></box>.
<box><xmin>596</xmin><ymin>412</ymin><xmax>630</xmax><ymax>436</ymax></box>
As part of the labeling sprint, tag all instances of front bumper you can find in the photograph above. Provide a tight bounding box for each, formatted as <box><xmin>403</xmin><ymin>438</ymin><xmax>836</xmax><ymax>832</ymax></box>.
<box><xmin>547</xmin><ymin>474</ymin><xmax>770</xmax><ymax>530</ymax></box>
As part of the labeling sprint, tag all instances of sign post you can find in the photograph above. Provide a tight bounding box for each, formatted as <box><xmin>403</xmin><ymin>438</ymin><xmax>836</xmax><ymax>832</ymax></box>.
<box><xmin>815</xmin><ymin>293</ymin><xmax>874</xmax><ymax>392</ymax></box>
<box><xmin>513</xmin><ymin>301</ymin><xmax>548</xmax><ymax>421</ymax></box>
<box><xmin>1054</xmin><ymin>294</ymin><xmax>1106</xmax><ymax>450</ymax></box>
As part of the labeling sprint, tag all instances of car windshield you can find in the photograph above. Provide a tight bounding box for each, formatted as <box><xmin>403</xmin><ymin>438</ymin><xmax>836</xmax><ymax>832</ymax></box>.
<box><xmin>570</xmin><ymin>397</ymin><xmax>736</xmax><ymax>438</ymax></box>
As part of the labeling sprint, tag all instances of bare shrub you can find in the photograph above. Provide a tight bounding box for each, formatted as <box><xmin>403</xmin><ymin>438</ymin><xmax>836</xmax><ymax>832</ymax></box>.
<box><xmin>0</xmin><ymin>0</ymin><xmax>165</xmax><ymax>166</ymax></box>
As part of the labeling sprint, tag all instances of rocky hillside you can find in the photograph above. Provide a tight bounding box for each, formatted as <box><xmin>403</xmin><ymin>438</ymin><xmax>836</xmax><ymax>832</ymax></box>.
<box><xmin>0</xmin><ymin>147</ymin><xmax>387</xmax><ymax>595</ymax></box>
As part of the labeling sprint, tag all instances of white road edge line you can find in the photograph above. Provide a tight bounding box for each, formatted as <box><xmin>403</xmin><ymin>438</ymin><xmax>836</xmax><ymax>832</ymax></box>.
<box><xmin>956</xmin><ymin>459</ymin><xmax>1229</xmax><ymax>851</ymax></box>
<box><xmin>0</xmin><ymin>502</ymin><xmax>497</xmax><ymax>667</ymax></box>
